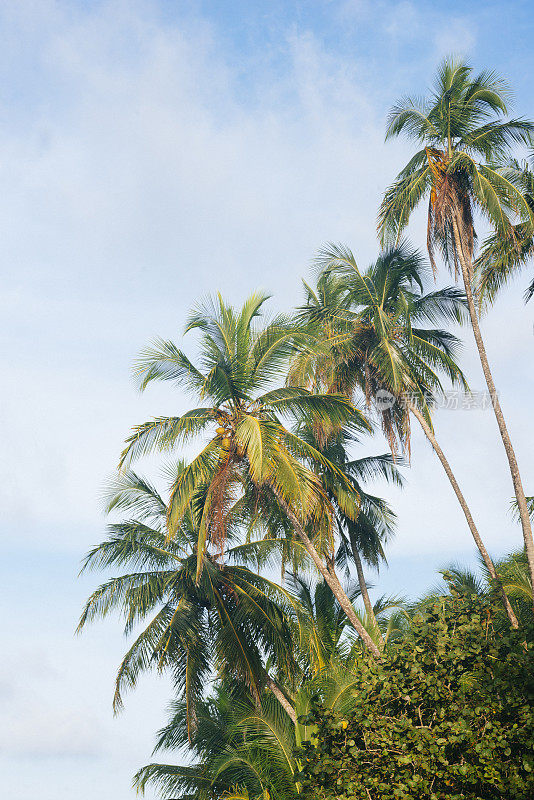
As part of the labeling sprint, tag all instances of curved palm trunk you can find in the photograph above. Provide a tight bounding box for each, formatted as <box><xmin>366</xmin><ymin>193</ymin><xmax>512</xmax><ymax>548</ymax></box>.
<box><xmin>351</xmin><ymin>545</ymin><xmax>385</xmax><ymax>648</ymax></box>
<box><xmin>451</xmin><ymin>214</ymin><xmax>534</xmax><ymax>608</ymax></box>
<box><xmin>264</xmin><ymin>674</ymin><xmax>297</xmax><ymax>724</ymax></box>
<box><xmin>275</xmin><ymin>494</ymin><xmax>382</xmax><ymax>659</ymax></box>
<box><xmin>408</xmin><ymin>400</ymin><xmax>519</xmax><ymax>628</ymax></box>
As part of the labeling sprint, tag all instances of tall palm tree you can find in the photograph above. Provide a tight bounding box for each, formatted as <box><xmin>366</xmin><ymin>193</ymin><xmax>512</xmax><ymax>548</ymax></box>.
<box><xmin>378</xmin><ymin>57</ymin><xmax>534</xmax><ymax>600</ymax></box>
<box><xmin>118</xmin><ymin>293</ymin><xmax>382</xmax><ymax>657</ymax></box>
<box><xmin>292</xmin><ymin>244</ymin><xmax>519</xmax><ymax>627</ymax></box>
<box><xmin>77</xmin><ymin>466</ymin><xmax>299</xmax><ymax>734</ymax></box>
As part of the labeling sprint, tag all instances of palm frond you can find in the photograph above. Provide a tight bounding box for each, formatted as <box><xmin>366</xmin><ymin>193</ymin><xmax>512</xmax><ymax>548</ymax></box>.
<box><xmin>119</xmin><ymin>411</ymin><xmax>213</xmax><ymax>469</ymax></box>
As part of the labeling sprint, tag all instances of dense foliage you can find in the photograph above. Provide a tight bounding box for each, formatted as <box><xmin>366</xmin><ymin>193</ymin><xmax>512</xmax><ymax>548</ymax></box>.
<box><xmin>298</xmin><ymin>593</ymin><xmax>534</xmax><ymax>800</ymax></box>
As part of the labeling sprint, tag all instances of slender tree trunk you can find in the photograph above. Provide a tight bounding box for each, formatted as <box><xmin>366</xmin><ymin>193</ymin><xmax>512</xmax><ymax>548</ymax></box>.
<box><xmin>451</xmin><ymin>213</ymin><xmax>534</xmax><ymax>608</ymax></box>
<box><xmin>275</xmin><ymin>494</ymin><xmax>382</xmax><ymax>659</ymax></box>
<box><xmin>408</xmin><ymin>400</ymin><xmax>519</xmax><ymax>628</ymax></box>
<box><xmin>351</xmin><ymin>545</ymin><xmax>385</xmax><ymax>647</ymax></box>
<box><xmin>264</xmin><ymin>674</ymin><xmax>297</xmax><ymax>724</ymax></box>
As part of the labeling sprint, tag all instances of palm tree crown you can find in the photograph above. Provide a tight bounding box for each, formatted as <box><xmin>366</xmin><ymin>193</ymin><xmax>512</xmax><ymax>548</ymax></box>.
<box><xmin>292</xmin><ymin>242</ymin><xmax>467</xmax><ymax>451</ymax></box>
<box><xmin>77</xmin><ymin>466</ymin><xmax>298</xmax><ymax>737</ymax></box>
<box><xmin>118</xmin><ymin>292</ymin><xmax>385</xmax><ymax>656</ymax></box>
<box><xmin>120</xmin><ymin>292</ymin><xmax>365</xmax><ymax>579</ymax></box>
<box><xmin>378</xmin><ymin>59</ymin><xmax>533</xmax><ymax>271</ymax></box>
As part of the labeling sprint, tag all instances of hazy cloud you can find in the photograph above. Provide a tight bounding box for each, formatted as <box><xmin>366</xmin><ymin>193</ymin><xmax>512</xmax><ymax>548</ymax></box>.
<box><xmin>434</xmin><ymin>16</ymin><xmax>477</xmax><ymax>58</ymax></box>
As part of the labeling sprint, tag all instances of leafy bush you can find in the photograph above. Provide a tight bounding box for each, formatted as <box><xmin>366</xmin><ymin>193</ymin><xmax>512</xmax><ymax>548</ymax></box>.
<box><xmin>297</xmin><ymin>594</ymin><xmax>534</xmax><ymax>800</ymax></box>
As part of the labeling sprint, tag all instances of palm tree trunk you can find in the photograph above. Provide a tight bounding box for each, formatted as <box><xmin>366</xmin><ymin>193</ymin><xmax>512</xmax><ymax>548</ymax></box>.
<box><xmin>275</xmin><ymin>494</ymin><xmax>382</xmax><ymax>659</ymax></box>
<box><xmin>408</xmin><ymin>400</ymin><xmax>519</xmax><ymax>628</ymax></box>
<box><xmin>264</xmin><ymin>674</ymin><xmax>297</xmax><ymax>724</ymax></box>
<box><xmin>351</xmin><ymin>545</ymin><xmax>385</xmax><ymax>647</ymax></box>
<box><xmin>451</xmin><ymin>213</ymin><xmax>534</xmax><ymax>608</ymax></box>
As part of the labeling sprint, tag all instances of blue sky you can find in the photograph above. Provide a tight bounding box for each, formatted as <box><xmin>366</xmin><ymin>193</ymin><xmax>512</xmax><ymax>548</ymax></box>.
<box><xmin>1</xmin><ymin>1</ymin><xmax>533</xmax><ymax>798</ymax></box>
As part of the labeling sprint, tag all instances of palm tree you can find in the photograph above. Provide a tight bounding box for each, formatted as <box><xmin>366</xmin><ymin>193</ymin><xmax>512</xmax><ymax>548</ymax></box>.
<box><xmin>134</xmin><ymin>671</ymin><xmax>301</xmax><ymax>800</ymax></box>
<box><xmin>134</xmin><ymin>683</ymin><xmax>302</xmax><ymax>800</ymax></box>
<box><xmin>297</xmin><ymin>423</ymin><xmax>401</xmax><ymax>645</ymax></box>
<box><xmin>292</xmin><ymin>244</ymin><xmax>519</xmax><ymax>627</ymax></box>
<box><xmin>289</xmin><ymin>574</ymin><xmax>362</xmax><ymax>677</ymax></box>
<box><xmin>134</xmin><ymin>578</ymin><xmax>398</xmax><ymax>800</ymax></box>
<box><xmin>378</xmin><ymin>57</ymin><xmax>534</xmax><ymax>601</ymax></box>
<box><xmin>118</xmin><ymin>293</ymin><xmax>382</xmax><ymax>657</ymax></box>
<box><xmin>476</xmin><ymin>155</ymin><xmax>534</xmax><ymax>303</ymax></box>
<box><xmin>77</xmin><ymin>466</ymin><xmax>299</xmax><ymax>734</ymax></box>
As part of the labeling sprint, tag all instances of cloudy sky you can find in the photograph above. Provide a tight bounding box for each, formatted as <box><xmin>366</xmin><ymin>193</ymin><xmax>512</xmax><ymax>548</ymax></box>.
<box><xmin>1</xmin><ymin>1</ymin><xmax>533</xmax><ymax>797</ymax></box>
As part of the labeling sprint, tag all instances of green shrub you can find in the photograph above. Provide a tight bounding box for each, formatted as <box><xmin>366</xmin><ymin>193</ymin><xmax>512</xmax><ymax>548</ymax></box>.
<box><xmin>297</xmin><ymin>594</ymin><xmax>534</xmax><ymax>800</ymax></box>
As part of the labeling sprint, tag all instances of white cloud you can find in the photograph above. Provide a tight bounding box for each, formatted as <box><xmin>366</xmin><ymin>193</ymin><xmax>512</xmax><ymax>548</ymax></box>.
<box><xmin>434</xmin><ymin>16</ymin><xmax>477</xmax><ymax>58</ymax></box>
<box><xmin>0</xmin><ymin>0</ymin><xmax>409</xmax><ymax>554</ymax></box>
<box><xmin>0</xmin><ymin>647</ymin><xmax>102</xmax><ymax>759</ymax></box>
<box><xmin>0</xmin><ymin>632</ymin><xmax>173</xmax><ymax>797</ymax></box>
<box><xmin>384</xmin><ymin>1</ymin><xmax>421</xmax><ymax>40</ymax></box>
<box><xmin>1</xmin><ymin>705</ymin><xmax>103</xmax><ymax>759</ymax></box>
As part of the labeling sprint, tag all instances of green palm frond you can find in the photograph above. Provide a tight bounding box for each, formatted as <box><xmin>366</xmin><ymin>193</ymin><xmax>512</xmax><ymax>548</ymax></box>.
<box><xmin>409</xmin><ymin>286</ymin><xmax>467</xmax><ymax>324</ymax></box>
<box><xmin>386</xmin><ymin>97</ymin><xmax>440</xmax><ymax>142</ymax></box>
<box><xmin>167</xmin><ymin>439</ymin><xmax>221</xmax><ymax>537</ymax></box>
<box><xmin>79</xmin><ymin>523</ymin><xmax>179</xmax><ymax>573</ymax></box>
<box><xmin>248</xmin><ymin>318</ymin><xmax>302</xmax><ymax>393</ymax></box>
<box><xmin>134</xmin><ymin>338</ymin><xmax>207</xmax><ymax>394</ymax></box>
<box><xmin>463</xmin><ymin>119</ymin><xmax>534</xmax><ymax>159</ymax></box>
<box><xmin>119</xmin><ymin>410</ymin><xmax>213</xmax><ymax>469</ymax></box>
<box><xmin>476</xmin><ymin>223</ymin><xmax>534</xmax><ymax>303</ymax></box>
<box><xmin>476</xmin><ymin>158</ymin><xmax>534</xmax><ymax>303</ymax></box>
<box><xmin>510</xmin><ymin>495</ymin><xmax>534</xmax><ymax>522</ymax></box>
<box><xmin>76</xmin><ymin>571</ymin><xmax>174</xmax><ymax>633</ymax></box>
<box><xmin>269</xmin><ymin>391</ymin><xmax>366</xmax><ymax>432</ymax></box>
<box><xmin>102</xmin><ymin>469</ymin><xmax>167</xmax><ymax>522</ymax></box>
<box><xmin>379</xmin><ymin>167</ymin><xmax>432</xmax><ymax>247</ymax></box>
<box><xmin>345</xmin><ymin>453</ymin><xmax>404</xmax><ymax>487</ymax></box>
<box><xmin>112</xmin><ymin>602</ymin><xmax>184</xmax><ymax>710</ymax></box>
